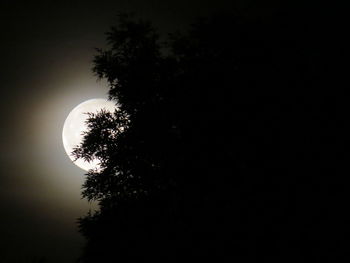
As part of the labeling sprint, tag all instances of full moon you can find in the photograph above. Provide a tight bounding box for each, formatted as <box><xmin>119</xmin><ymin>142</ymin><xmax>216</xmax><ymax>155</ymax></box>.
<box><xmin>62</xmin><ymin>98</ymin><xmax>117</xmax><ymax>171</ymax></box>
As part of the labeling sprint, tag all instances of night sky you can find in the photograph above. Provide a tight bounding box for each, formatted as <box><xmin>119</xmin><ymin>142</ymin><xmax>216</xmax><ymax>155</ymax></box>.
<box><xmin>0</xmin><ymin>1</ymin><xmax>344</xmax><ymax>262</ymax></box>
<box><xmin>0</xmin><ymin>0</ymin><xmax>240</xmax><ymax>262</ymax></box>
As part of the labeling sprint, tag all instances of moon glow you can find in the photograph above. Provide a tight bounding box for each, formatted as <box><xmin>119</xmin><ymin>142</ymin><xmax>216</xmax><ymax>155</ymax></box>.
<box><xmin>62</xmin><ymin>98</ymin><xmax>117</xmax><ymax>171</ymax></box>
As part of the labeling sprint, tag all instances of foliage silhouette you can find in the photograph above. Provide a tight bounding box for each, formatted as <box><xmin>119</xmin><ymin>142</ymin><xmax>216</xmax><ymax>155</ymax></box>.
<box><xmin>75</xmin><ymin>9</ymin><xmax>346</xmax><ymax>263</ymax></box>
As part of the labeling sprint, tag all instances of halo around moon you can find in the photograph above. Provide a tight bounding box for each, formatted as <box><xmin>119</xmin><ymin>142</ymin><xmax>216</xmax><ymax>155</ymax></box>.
<box><xmin>62</xmin><ymin>98</ymin><xmax>117</xmax><ymax>171</ymax></box>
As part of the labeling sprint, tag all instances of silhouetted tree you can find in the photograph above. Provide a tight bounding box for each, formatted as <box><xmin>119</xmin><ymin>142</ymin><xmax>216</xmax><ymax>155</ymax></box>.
<box><xmin>75</xmin><ymin>8</ymin><xmax>346</xmax><ymax>263</ymax></box>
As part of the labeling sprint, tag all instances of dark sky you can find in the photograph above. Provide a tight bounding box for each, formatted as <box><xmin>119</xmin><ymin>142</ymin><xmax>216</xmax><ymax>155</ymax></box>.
<box><xmin>0</xmin><ymin>0</ymin><xmax>245</xmax><ymax>262</ymax></box>
<box><xmin>0</xmin><ymin>0</ymin><xmax>344</xmax><ymax>262</ymax></box>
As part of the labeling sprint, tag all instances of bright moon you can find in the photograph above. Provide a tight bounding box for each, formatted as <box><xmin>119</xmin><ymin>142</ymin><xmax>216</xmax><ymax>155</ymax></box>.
<box><xmin>62</xmin><ymin>98</ymin><xmax>117</xmax><ymax>171</ymax></box>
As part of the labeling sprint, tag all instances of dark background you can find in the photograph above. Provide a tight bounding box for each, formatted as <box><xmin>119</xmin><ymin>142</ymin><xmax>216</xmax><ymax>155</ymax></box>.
<box><xmin>0</xmin><ymin>1</ymin><xmax>345</xmax><ymax>262</ymax></box>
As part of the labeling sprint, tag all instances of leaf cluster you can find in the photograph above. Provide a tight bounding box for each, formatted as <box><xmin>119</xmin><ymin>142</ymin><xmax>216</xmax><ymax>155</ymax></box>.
<box><xmin>74</xmin><ymin>10</ymin><xmax>343</xmax><ymax>262</ymax></box>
